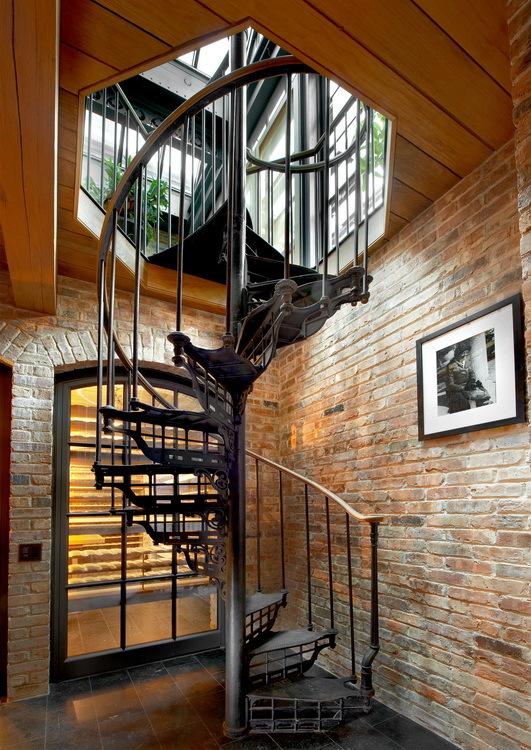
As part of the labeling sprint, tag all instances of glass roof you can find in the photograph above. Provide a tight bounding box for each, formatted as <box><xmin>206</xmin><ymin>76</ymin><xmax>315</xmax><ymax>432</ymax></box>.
<box><xmin>177</xmin><ymin>37</ymin><xmax>229</xmax><ymax>78</ymax></box>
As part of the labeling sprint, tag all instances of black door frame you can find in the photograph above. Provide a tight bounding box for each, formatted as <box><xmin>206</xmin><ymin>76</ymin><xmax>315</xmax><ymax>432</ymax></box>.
<box><xmin>51</xmin><ymin>367</ymin><xmax>223</xmax><ymax>681</ymax></box>
<box><xmin>0</xmin><ymin>361</ymin><xmax>12</xmax><ymax>700</ymax></box>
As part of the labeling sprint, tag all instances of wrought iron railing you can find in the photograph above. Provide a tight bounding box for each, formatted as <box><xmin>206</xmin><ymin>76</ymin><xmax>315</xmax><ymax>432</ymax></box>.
<box><xmin>246</xmin><ymin>449</ymin><xmax>382</xmax><ymax>694</ymax></box>
<box><xmin>82</xmin><ymin>68</ymin><xmax>388</xmax><ymax>267</ymax></box>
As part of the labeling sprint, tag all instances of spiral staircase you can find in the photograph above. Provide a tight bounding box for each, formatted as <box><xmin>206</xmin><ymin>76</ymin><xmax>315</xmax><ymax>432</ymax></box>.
<box><xmin>92</xmin><ymin>34</ymin><xmax>383</xmax><ymax>738</ymax></box>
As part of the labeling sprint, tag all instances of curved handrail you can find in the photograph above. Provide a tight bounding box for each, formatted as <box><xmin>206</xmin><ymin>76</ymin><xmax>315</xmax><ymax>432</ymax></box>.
<box><xmin>246</xmin><ymin>120</ymin><xmax>366</xmax><ymax>175</ymax></box>
<box><xmin>97</xmin><ymin>56</ymin><xmax>311</xmax><ymax>264</ymax></box>
<box><xmin>96</xmin><ymin>56</ymin><xmax>312</xmax><ymax>409</ymax></box>
<box><xmin>247</xmin><ymin>449</ymin><xmax>384</xmax><ymax>523</ymax></box>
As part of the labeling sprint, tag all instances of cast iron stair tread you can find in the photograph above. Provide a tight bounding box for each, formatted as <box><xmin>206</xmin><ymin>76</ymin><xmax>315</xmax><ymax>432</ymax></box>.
<box><xmin>247</xmin><ymin>676</ymin><xmax>357</xmax><ymax>701</ymax></box>
<box><xmin>246</xmin><ymin>591</ymin><xmax>287</xmax><ymax>615</ymax></box>
<box><xmin>168</xmin><ymin>333</ymin><xmax>263</xmax><ymax>392</ymax></box>
<box><xmin>249</xmin><ymin>629</ymin><xmax>337</xmax><ymax>656</ymax></box>
<box><xmin>100</xmin><ymin>402</ymin><xmax>220</xmax><ymax>432</ymax></box>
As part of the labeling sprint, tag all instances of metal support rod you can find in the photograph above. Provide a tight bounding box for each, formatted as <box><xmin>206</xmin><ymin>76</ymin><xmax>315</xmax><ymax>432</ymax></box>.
<box><xmin>95</xmin><ymin>256</ymin><xmax>106</xmax><ymax>464</ymax></box>
<box><xmin>176</xmin><ymin>118</ymin><xmax>189</xmax><ymax>331</ymax></box>
<box><xmin>279</xmin><ymin>471</ymin><xmax>286</xmax><ymax>589</ymax></box>
<box><xmin>304</xmin><ymin>484</ymin><xmax>313</xmax><ymax>630</ymax></box>
<box><xmin>354</xmin><ymin>99</ymin><xmax>361</xmax><ymax>267</ymax></box>
<box><xmin>226</xmin><ymin>32</ymin><xmax>247</xmax><ymax>339</ymax></box>
<box><xmin>284</xmin><ymin>73</ymin><xmax>292</xmax><ymax>279</ymax></box>
<box><xmin>201</xmin><ymin>108</ymin><xmax>206</xmax><ymax>225</ymax></box>
<box><xmin>363</xmin><ymin>105</ymin><xmax>371</xmax><ymax>295</ymax></box>
<box><xmin>132</xmin><ymin>172</ymin><xmax>143</xmax><ymax>400</ymax></box>
<box><xmin>223</xmin><ymin>410</ymin><xmax>247</xmax><ymax>739</ymax></box>
<box><xmin>346</xmin><ymin>513</ymin><xmax>356</xmax><ymax>680</ymax></box>
<box><xmin>106</xmin><ymin>209</ymin><xmax>118</xmax><ymax>406</ymax></box>
<box><xmin>360</xmin><ymin>522</ymin><xmax>380</xmax><ymax>697</ymax></box>
<box><xmin>255</xmin><ymin>458</ymin><xmax>261</xmax><ymax>592</ymax></box>
<box><xmin>321</xmin><ymin>78</ymin><xmax>330</xmax><ymax>298</ymax></box>
<box><xmin>325</xmin><ymin>497</ymin><xmax>334</xmax><ymax>630</ymax></box>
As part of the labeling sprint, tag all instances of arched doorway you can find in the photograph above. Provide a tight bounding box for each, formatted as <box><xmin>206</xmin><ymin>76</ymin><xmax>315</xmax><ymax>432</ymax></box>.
<box><xmin>52</xmin><ymin>368</ymin><xmax>222</xmax><ymax>680</ymax></box>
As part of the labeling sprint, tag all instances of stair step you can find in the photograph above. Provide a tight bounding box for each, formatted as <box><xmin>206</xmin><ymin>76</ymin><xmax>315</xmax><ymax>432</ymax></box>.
<box><xmin>249</xmin><ymin>628</ymin><xmax>337</xmax><ymax>657</ymax></box>
<box><xmin>100</xmin><ymin>403</ymin><xmax>220</xmax><ymax>432</ymax></box>
<box><xmin>246</xmin><ymin>591</ymin><xmax>287</xmax><ymax>616</ymax></box>
<box><xmin>248</xmin><ymin>676</ymin><xmax>356</xmax><ymax>701</ymax></box>
<box><xmin>247</xmin><ymin>676</ymin><xmax>367</xmax><ymax>734</ymax></box>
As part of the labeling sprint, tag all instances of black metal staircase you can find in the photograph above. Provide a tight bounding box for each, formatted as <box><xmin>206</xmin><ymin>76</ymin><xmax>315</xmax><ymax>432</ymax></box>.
<box><xmin>92</xmin><ymin>35</ymin><xmax>383</xmax><ymax>739</ymax></box>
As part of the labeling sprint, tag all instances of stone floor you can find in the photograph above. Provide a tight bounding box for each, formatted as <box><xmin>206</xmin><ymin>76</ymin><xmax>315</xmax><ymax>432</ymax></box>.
<box><xmin>0</xmin><ymin>652</ymin><xmax>460</xmax><ymax>749</ymax></box>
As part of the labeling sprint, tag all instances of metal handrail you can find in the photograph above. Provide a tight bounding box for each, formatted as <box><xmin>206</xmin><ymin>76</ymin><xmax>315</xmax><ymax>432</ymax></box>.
<box><xmin>246</xmin><ymin>449</ymin><xmax>384</xmax><ymax>523</ymax></box>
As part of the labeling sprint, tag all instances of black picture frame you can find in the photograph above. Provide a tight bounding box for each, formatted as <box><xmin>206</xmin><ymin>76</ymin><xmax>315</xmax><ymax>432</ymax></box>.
<box><xmin>416</xmin><ymin>294</ymin><xmax>525</xmax><ymax>440</ymax></box>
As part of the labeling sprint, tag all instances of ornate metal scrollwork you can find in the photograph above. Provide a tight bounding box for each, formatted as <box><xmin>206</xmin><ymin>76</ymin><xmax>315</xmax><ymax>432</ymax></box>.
<box><xmin>195</xmin><ymin>468</ymin><xmax>230</xmax><ymax>499</ymax></box>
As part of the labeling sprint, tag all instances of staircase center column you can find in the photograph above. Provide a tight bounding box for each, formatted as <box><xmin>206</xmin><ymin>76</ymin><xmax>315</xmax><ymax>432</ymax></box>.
<box><xmin>223</xmin><ymin>30</ymin><xmax>249</xmax><ymax>739</ymax></box>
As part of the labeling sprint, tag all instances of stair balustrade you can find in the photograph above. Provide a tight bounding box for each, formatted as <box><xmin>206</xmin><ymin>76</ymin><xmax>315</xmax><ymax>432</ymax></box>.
<box><xmin>91</xmin><ymin>43</ymin><xmax>384</xmax><ymax>738</ymax></box>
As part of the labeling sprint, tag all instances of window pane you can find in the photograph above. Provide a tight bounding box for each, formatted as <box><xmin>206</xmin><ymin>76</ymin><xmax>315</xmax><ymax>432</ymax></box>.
<box><xmin>68</xmin><ymin>585</ymin><xmax>120</xmax><ymax>657</ymax></box>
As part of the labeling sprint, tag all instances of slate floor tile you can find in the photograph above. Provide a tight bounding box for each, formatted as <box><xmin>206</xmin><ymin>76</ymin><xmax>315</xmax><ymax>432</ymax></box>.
<box><xmin>376</xmin><ymin>714</ymin><xmax>461</xmax><ymax>750</ymax></box>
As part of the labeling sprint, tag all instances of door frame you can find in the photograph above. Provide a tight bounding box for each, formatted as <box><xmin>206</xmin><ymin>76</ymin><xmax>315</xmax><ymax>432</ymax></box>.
<box><xmin>51</xmin><ymin>366</ymin><xmax>224</xmax><ymax>681</ymax></box>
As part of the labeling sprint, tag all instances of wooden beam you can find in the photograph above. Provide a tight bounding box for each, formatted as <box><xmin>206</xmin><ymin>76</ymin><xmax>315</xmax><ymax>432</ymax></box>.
<box><xmin>0</xmin><ymin>0</ymin><xmax>58</xmax><ymax>314</ymax></box>
<box><xmin>61</xmin><ymin>0</ymin><xmax>170</xmax><ymax>73</ymax></box>
<box><xmin>390</xmin><ymin>178</ymin><xmax>432</xmax><ymax>222</ymax></box>
<box><xmin>311</xmin><ymin>0</ymin><xmax>513</xmax><ymax>149</ymax></box>
<box><xmin>199</xmin><ymin>0</ymin><xmax>492</xmax><ymax>175</ymax></box>
<box><xmin>96</xmin><ymin>0</ymin><xmax>228</xmax><ymax>48</ymax></box>
<box><xmin>60</xmin><ymin>42</ymin><xmax>117</xmax><ymax>94</ymax></box>
<box><xmin>394</xmin><ymin>135</ymin><xmax>459</xmax><ymax>201</ymax></box>
<box><xmin>414</xmin><ymin>0</ymin><xmax>511</xmax><ymax>92</ymax></box>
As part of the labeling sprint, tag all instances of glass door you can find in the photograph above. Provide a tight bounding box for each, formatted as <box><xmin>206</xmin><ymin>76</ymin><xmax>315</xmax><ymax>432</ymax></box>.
<box><xmin>52</xmin><ymin>372</ymin><xmax>222</xmax><ymax>680</ymax></box>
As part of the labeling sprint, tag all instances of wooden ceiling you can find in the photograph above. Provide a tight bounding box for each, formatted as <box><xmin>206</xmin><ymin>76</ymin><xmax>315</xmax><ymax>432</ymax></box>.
<box><xmin>2</xmin><ymin>0</ymin><xmax>514</xmax><ymax>313</ymax></box>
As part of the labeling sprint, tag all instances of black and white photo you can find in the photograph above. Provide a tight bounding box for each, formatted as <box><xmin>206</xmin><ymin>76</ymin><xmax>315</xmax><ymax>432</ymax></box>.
<box><xmin>417</xmin><ymin>296</ymin><xmax>524</xmax><ymax>440</ymax></box>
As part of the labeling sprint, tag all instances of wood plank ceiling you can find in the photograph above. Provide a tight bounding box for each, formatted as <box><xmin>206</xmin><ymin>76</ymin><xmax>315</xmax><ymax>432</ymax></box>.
<box><xmin>56</xmin><ymin>0</ymin><xmax>512</xmax><ymax>300</ymax></box>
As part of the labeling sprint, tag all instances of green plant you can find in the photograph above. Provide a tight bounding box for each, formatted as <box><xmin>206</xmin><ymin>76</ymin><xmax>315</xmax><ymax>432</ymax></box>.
<box><xmin>88</xmin><ymin>156</ymin><xmax>169</xmax><ymax>246</ymax></box>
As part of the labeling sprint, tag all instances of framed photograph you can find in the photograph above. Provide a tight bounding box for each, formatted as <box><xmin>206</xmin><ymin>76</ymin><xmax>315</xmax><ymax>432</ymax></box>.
<box><xmin>417</xmin><ymin>295</ymin><xmax>525</xmax><ymax>440</ymax></box>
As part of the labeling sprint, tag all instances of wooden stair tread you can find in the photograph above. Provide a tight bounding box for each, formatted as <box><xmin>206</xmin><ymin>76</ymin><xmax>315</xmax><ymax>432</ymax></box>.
<box><xmin>249</xmin><ymin>629</ymin><xmax>337</xmax><ymax>656</ymax></box>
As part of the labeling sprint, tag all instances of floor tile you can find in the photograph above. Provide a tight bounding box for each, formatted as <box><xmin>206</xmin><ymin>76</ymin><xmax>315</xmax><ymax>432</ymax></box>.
<box><xmin>225</xmin><ymin>735</ymin><xmax>280</xmax><ymax>749</ymax></box>
<box><xmin>98</xmin><ymin>709</ymin><xmax>160</xmax><ymax>750</ymax></box>
<box><xmin>376</xmin><ymin>715</ymin><xmax>461</xmax><ymax>750</ymax></box>
<box><xmin>274</xmin><ymin>732</ymin><xmax>339</xmax><ymax>749</ymax></box>
<box><xmin>196</xmin><ymin>649</ymin><xmax>226</xmax><ymax>675</ymax></box>
<box><xmin>329</xmin><ymin>722</ymin><xmax>403</xmax><ymax>750</ymax></box>
<box><xmin>46</xmin><ymin>724</ymin><xmax>102</xmax><ymax>750</ymax></box>
<box><xmin>157</xmin><ymin>718</ymin><xmax>219</xmax><ymax>750</ymax></box>
<box><xmin>362</xmin><ymin>701</ymin><xmax>398</xmax><ymax>727</ymax></box>
<box><xmin>0</xmin><ymin>696</ymin><xmax>48</xmax><ymax>745</ymax></box>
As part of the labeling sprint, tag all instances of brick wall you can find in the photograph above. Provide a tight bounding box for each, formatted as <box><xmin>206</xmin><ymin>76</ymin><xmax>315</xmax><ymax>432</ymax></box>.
<box><xmin>0</xmin><ymin>272</ymin><xmax>279</xmax><ymax>700</ymax></box>
<box><xmin>272</xmin><ymin>139</ymin><xmax>530</xmax><ymax>750</ymax></box>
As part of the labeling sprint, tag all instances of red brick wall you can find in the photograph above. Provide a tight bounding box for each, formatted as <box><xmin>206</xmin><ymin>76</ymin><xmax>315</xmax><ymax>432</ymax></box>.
<box><xmin>272</xmin><ymin>140</ymin><xmax>530</xmax><ymax>750</ymax></box>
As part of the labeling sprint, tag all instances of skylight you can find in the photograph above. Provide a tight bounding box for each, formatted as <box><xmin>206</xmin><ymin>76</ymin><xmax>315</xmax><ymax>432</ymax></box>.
<box><xmin>177</xmin><ymin>37</ymin><xmax>229</xmax><ymax>78</ymax></box>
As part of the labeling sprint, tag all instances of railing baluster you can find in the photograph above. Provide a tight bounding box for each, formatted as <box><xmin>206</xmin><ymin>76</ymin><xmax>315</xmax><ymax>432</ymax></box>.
<box><xmin>113</xmin><ymin>88</ymin><xmax>119</xmax><ymax>191</ymax></box>
<box><xmin>304</xmin><ymin>484</ymin><xmax>313</xmax><ymax>630</ymax></box>
<box><xmin>360</xmin><ymin>521</ymin><xmax>380</xmax><ymax>700</ymax></box>
<box><xmin>86</xmin><ymin>93</ymin><xmax>92</xmax><ymax>191</ymax></box>
<box><xmin>267</xmin><ymin>170</ymin><xmax>273</xmax><ymax>245</ymax></box>
<box><xmin>201</xmin><ymin>108</ymin><xmax>206</xmax><ymax>225</ymax></box>
<box><xmin>255</xmin><ymin>458</ymin><xmax>261</xmax><ymax>592</ymax></box>
<box><xmin>334</xmin><ymin>164</ymin><xmax>339</xmax><ymax>275</ymax></box>
<box><xmin>284</xmin><ymin>73</ymin><xmax>292</xmax><ymax>279</ymax></box>
<box><xmin>345</xmin><ymin>513</ymin><xmax>356</xmax><ymax>680</ymax></box>
<box><xmin>325</xmin><ymin>497</ymin><xmax>334</xmax><ymax>631</ymax></box>
<box><xmin>176</xmin><ymin>119</ymin><xmax>189</xmax><ymax>331</ymax></box>
<box><xmin>321</xmin><ymin>77</ymin><xmax>330</xmax><ymax>298</ymax></box>
<box><xmin>212</xmin><ymin>100</ymin><xmax>217</xmax><ymax>213</ymax></box>
<box><xmin>363</xmin><ymin>105</ymin><xmax>371</xmax><ymax>295</ymax></box>
<box><xmin>156</xmin><ymin>148</ymin><xmax>161</xmax><ymax>253</ymax></box>
<box><xmin>95</xmin><ymin>255</ymin><xmax>106</xmax><ymax>465</ymax></box>
<box><xmin>132</xmin><ymin>171</ymin><xmax>142</xmax><ymax>400</ymax></box>
<box><xmin>191</xmin><ymin>117</ymin><xmax>196</xmax><ymax>232</ymax></box>
<box><xmin>279</xmin><ymin>471</ymin><xmax>286</xmax><ymax>589</ymax></box>
<box><xmin>106</xmin><ymin>208</ymin><xmax>118</xmax><ymax>406</ymax></box>
<box><xmin>354</xmin><ymin>99</ymin><xmax>361</xmax><ymax>268</ymax></box>
<box><xmin>168</xmin><ymin>137</ymin><xmax>173</xmax><ymax>249</ymax></box>
<box><xmin>100</xmin><ymin>89</ymin><xmax>107</xmax><ymax>205</ymax></box>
